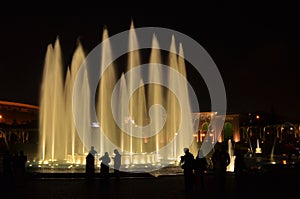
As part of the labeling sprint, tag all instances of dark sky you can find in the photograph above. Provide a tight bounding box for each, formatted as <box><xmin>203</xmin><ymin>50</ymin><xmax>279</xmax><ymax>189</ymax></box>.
<box><xmin>0</xmin><ymin>6</ymin><xmax>298</xmax><ymax>121</ymax></box>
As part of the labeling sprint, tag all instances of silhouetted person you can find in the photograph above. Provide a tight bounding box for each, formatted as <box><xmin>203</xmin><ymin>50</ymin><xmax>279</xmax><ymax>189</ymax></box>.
<box><xmin>3</xmin><ymin>150</ymin><xmax>13</xmax><ymax>177</ymax></box>
<box><xmin>112</xmin><ymin>149</ymin><xmax>121</xmax><ymax>180</ymax></box>
<box><xmin>18</xmin><ymin>150</ymin><xmax>27</xmax><ymax>176</ymax></box>
<box><xmin>85</xmin><ymin>152</ymin><xmax>95</xmax><ymax>181</ymax></box>
<box><xmin>194</xmin><ymin>149</ymin><xmax>208</xmax><ymax>191</ymax></box>
<box><xmin>2</xmin><ymin>150</ymin><xmax>15</xmax><ymax>197</ymax></box>
<box><xmin>99</xmin><ymin>152</ymin><xmax>111</xmax><ymax>180</ymax></box>
<box><xmin>180</xmin><ymin>148</ymin><xmax>195</xmax><ymax>193</ymax></box>
<box><xmin>211</xmin><ymin>145</ymin><xmax>230</xmax><ymax>198</ymax></box>
<box><xmin>234</xmin><ymin>151</ymin><xmax>246</xmax><ymax>197</ymax></box>
<box><xmin>11</xmin><ymin>152</ymin><xmax>19</xmax><ymax>177</ymax></box>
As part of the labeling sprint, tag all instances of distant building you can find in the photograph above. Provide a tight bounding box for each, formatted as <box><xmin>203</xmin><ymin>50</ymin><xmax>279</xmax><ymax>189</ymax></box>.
<box><xmin>193</xmin><ymin>111</ymin><xmax>300</xmax><ymax>146</ymax></box>
<box><xmin>0</xmin><ymin>101</ymin><xmax>39</xmax><ymax>145</ymax></box>
<box><xmin>192</xmin><ymin>112</ymin><xmax>240</xmax><ymax>143</ymax></box>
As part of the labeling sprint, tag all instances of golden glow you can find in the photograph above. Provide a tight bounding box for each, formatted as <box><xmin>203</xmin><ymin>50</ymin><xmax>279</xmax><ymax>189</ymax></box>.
<box><xmin>38</xmin><ymin>21</ymin><xmax>196</xmax><ymax>166</ymax></box>
<box><xmin>43</xmin><ymin>160</ymin><xmax>49</xmax><ymax>165</ymax></box>
<box><xmin>282</xmin><ymin>160</ymin><xmax>287</xmax><ymax>164</ymax></box>
<box><xmin>256</xmin><ymin>115</ymin><xmax>260</xmax><ymax>119</ymax></box>
<box><xmin>0</xmin><ymin>115</ymin><xmax>2</xmax><ymax>119</ymax></box>
<box><xmin>0</xmin><ymin>100</ymin><xmax>39</xmax><ymax>110</ymax></box>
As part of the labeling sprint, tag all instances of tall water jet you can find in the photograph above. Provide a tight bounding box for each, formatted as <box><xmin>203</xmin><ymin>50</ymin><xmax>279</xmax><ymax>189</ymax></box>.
<box><xmin>96</xmin><ymin>26</ymin><xmax>117</xmax><ymax>157</ymax></box>
<box><xmin>148</xmin><ymin>34</ymin><xmax>165</xmax><ymax>162</ymax></box>
<box><xmin>39</xmin><ymin>38</ymin><xmax>65</xmax><ymax>162</ymax></box>
<box><xmin>117</xmin><ymin>74</ymin><xmax>128</xmax><ymax>153</ymax></box>
<box><xmin>65</xmin><ymin>40</ymin><xmax>86</xmax><ymax>163</ymax></box>
<box><xmin>166</xmin><ymin>35</ymin><xmax>180</xmax><ymax>159</ymax></box>
<box><xmin>255</xmin><ymin>138</ymin><xmax>262</xmax><ymax>154</ymax></box>
<box><xmin>177</xmin><ymin>43</ymin><xmax>196</xmax><ymax>156</ymax></box>
<box><xmin>227</xmin><ymin>139</ymin><xmax>235</xmax><ymax>172</ymax></box>
<box><xmin>270</xmin><ymin>137</ymin><xmax>277</xmax><ymax>162</ymax></box>
<box><xmin>134</xmin><ymin>79</ymin><xmax>148</xmax><ymax>154</ymax></box>
<box><xmin>126</xmin><ymin>21</ymin><xmax>142</xmax><ymax>162</ymax></box>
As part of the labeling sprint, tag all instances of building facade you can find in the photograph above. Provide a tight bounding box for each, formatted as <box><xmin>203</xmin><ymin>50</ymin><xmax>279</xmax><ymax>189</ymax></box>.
<box><xmin>0</xmin><ymin>101</ymin><xmax>39</xmax><ymax>146</ymax></box>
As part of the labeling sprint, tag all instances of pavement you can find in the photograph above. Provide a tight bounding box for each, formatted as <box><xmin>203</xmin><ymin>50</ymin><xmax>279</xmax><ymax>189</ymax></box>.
<box><xmin>0</xmin><ymin>165</ymin><xmax>299</xmax><ymax>199</ymax></box>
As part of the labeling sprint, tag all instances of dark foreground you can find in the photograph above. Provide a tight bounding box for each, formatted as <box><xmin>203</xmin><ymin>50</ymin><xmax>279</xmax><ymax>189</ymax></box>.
<box><xmin>0</xmin><ymin>165</ymin><xmax>299</xmax><ymax>199</ymax></box>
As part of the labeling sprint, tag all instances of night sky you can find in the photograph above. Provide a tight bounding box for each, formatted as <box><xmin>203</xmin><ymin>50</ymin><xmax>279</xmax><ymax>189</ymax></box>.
<box><xmin>0</xmin><ymin>6</ymin><xmax>298</xmax><ymax>122</ymax></box>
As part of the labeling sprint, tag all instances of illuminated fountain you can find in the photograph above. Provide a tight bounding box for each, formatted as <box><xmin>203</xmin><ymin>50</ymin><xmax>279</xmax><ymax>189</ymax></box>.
<box><xmin>37</xmin><ymin>22</ymin><xmax>196</xmax><ymax>171</ymax></box>
<box><xmin>226</xmin><ymin>139</ymin><xmax>235</xmax><ymax>172</ymax></box>
<box><xmin>255</xmin><ymin>139</ymin><xmax>262</xmax><ymax>154</ymax></box>
<box><xmin>38</xmin><ymin>37</ymin><xmax>88</xmax><ymax>166</ymax></box>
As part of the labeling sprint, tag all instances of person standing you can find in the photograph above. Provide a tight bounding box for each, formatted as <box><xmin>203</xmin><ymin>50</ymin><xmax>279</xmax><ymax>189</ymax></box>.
<box><xmin>234</xmin><ymin>150</ymin><xmax>246</xmax><ymax>197</ymax></box>
<box><xmin>85</xmin><ymin>152</ymin><xmax>95</xmax><ymax>181</ymax></box>
<box><xmin>99</xmin><ymin>152</ymin><xmax>111</xmax><ymax>180</ymax></box>
<box><xmin>211</xmin><ymin>145</ymin><xmax>230</xmax><ymax>197</ymax></box>
<box><xmin>112</xmin><ymin>149</ymin><xmax>121</xmax><ymax>180</ymax></box>
<box><xmin>194</xmin><ymin>149</ymin><xmax>208</xmax><ymax>191</ymax></box>
<box><xmin>18</xmin><ymin>150</ymin><xmax>27</xmax><ymax>176</ymax></box>
<box><xmin>180</xmin><ymin>148</ymin><xmax>195</xmax><ymax>193</ymax></box>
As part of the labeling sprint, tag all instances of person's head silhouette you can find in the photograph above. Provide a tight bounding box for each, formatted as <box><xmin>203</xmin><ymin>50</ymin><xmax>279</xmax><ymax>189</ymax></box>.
<box><xmin>184</xmin><ymin>148</ymin><xmax>189</xmax><ymax>154</ymax></box>
<box><xmin>114</xmin><ymin>149</ymin><xmax>120</xmax><ymax>155</ymax></box>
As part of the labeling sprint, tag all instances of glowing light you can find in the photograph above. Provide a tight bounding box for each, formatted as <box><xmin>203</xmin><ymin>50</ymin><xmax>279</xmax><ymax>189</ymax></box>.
<box><xmin>256</xmin><ymin>115</ymin><xmax>260</xmax><ymax>119</ymax></box>
<box><xmin>255</xmin><ymin>139</ymin><xmax>262</xmax><ymax>153</ymax></box>
<box><xmin>0</xmin><ymin>115</ymin><xmax>2</xmax><ymax>119</ymax></box>
<box><xmin>43</xmin><ymin>160</ymin><xmax>49</xmax><ymax>165</ymax></box>
<box><xmin>91</xmin><ymin>122</ymin><xmax>99</xmax><ymax>127</ymax></box>
<box><xmin>282</xmin><ymin>160</ymin><xmax>287</xmax><ymax>164</ymax></box>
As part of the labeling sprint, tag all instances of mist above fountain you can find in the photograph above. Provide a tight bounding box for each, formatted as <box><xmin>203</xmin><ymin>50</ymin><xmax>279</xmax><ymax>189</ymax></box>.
<box><xmin>38</xmin><ymin>22</ymin><xmax>196</xmax><ymax>171</ymax></box>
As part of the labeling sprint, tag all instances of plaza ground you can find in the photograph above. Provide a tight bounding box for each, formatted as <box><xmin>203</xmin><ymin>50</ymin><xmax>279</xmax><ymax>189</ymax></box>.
<box><xmin>1</xmin><ymin>165</ymin><xmax>299</xmax><ymax>199</ymax></box>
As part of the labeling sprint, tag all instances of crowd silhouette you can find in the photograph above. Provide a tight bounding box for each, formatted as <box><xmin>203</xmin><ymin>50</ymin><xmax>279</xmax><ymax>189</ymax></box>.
<box><xmin>85</xmin><ymin>148</ymin><xmax>122</xmax><ymax>181</ymax></box>
<box><xmin>2</xmin><ymin>150</ymin><xmax>27</xmax><ymax>178</ymax></box>
<box><xmin>179</xmin><ymin>145</ymin><xmax>232</xmax><ymax>197</ymax></box>
<box><xmin>79</xmin><ymin>144</ymin><xmax>251</xmax><ymax>198</ymax></box>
